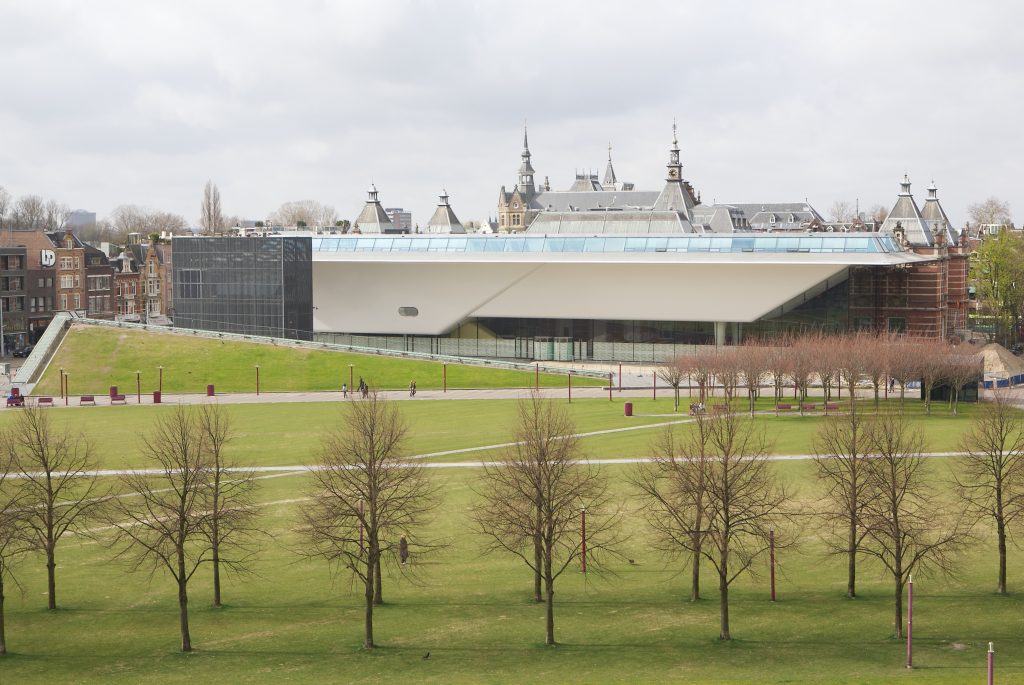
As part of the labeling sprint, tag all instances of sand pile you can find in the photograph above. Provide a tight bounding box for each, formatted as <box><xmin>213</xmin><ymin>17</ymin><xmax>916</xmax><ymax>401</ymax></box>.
<box><xmin>979</xmin><ymin>343</ymin><xmax>1024</xmax><ymax>377</ymax></box>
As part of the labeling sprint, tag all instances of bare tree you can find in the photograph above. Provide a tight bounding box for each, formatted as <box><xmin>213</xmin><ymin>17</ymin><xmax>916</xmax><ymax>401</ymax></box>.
<box><xmin>690</xmin><ymin>410</ymin><xmax>789</xmax><ymax>639</ymax></box>
<box><xmin>810</xmin><ymin>332</ymin><xmax>839</xmax><ymax>403</ymax></box>
<box><xmin>954</xmin><ymin>396</ymin><xmax>1024</xmax><ymax>594</ymax></box>
<box><xmin>474</xmin><ymin>394</ymin><xmax>619</xmax><ymax>645</ymax></box>
<box><xmin>917</xmin><ymin>339</ymin><xmax>949</xmax><ymax>415</ymax></box>
<box><xmin>813</xmin><ymin>409</ymin><xmax>874</xmax><ymax>598</ymax></box>
<box><xmin>944</xmin><ymin>346</ymin><xmax>982</xmax><ymax>415</ymax></box>
<box><xmin>788</xmin><ymin>336</ymin><xmax>816</xmax><ymax>405</ymax></box>
<box><xmin>4</xmin><ymin>407</ymin><xmax>100</xmax><ymax>610</ymax></box>
<box><xmin>829</xmin><ymin>200</ymin><xmax>854</xmax><ymax>223</ymax></box>
<box><xmin>735</xmin><ymin>342</ymin><xmax>770</xmax><ymax>417</ymax></box>
<box><xmin>0</xmin><ymin>187</ymin><xmax>10</xmax><ymax>224</ymax></box>
<box><xmin>271</xmin><ymin>200</ymin><xmax>338</xmax><ymax>228</ymax></box>
<box><xmin>196</xmin><ymin>403</ymin><xmax>260</xmax><ymax>608</ymax></box>
<box><xmin>868</xmin><ymin>204</ymin><xmax>889</xmax><ymax>224</ymax></box>
<box><xmin>300</xmin><ymin>394</ymin><xmax>438</xmax><ymax>649</ymax></box>
<box><xmin>657</xmin><ymin>357</ymin><xmax>688</xmax><ymax>412</ymax></box>
<box><xmin>0</xmin><ymin>451</ymin><xmax>29</xmax><ymax>655</ymax></box>
<box><xmin>766</xmin><ymin>338</ymin><xmax>790</xmax><ymax>405</ymax></box>
<box><xmin>887</xmin><ymin>339</ymin><xmax>920</xmax><ymax>412</ymax></box>
<box><xmin>42</xmin><ymin>200</ymin><xmax>70</xmax><ymax>232</ymax></box>
<box><xmin>147</xmin><ymin>211</ymin><xmax>189</xmax><ymax>236</ymax></box>
<box><xmin>10</xmin><ymin>195</ymin><xmax>45</xmax><ymax>230</ymax></box>
<box><xmin>968</xmin><ymin>197</ymin><xmax>1012</xmax><ymax>228</ymax></box>
<box><xmin>633</xmin><ymin>416</ymin><xmax>714</xmax><ymax>601</ymax></box>
<box><xmin>836</xmin><ymin>333</ymin><xmax>870</xmax><ymax>415</ymax></box>
<box><xmin>860</xmin><ymin>413</ymin><xmax>965</xmax><ymax>637</ymax></box>
<box><xmin>200</xmin><ymin>180</ymin><xmax>224</xmax><ymax>234</ymax></box>
<box><xmin>105</xmin><ymin>406</ymin><xmax>253</xmax><ymax>652</ymax></box>
<box><xmin>861</xmin><ymin>332</ymin><xmax>890</xmax><ymax>409</ymax></box>
<box><xmin>108</xmin><ymin>204</ymin><xmax>150</xmax><ymax>241</ymax></box>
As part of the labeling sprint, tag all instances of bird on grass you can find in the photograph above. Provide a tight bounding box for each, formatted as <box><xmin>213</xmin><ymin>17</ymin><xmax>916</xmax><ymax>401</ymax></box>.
<box><xmin>422</xmin><ymin>652</ymin><xmax>430</xmax><ymax>660</ymax></box>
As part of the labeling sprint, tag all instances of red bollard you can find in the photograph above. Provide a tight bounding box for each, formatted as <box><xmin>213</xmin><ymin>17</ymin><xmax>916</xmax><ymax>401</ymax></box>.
<box><xmin>608</xmin><ymin>373</ymin><xmax>613</xmax><ymax>401</ymax></box>
<box><xmin>535</xmin><ymin>364</ymin><xmax>539</xmax><ymax>391</ymax></box>
<box><xmin>207</xmin><ymin>384</ymin><xmax>215</xmax><ymax>397</ymax></box>
<box><xmin>618</xmin><ymin>362</ymin><xmax>622</xmax><ymax>392</ymax></box>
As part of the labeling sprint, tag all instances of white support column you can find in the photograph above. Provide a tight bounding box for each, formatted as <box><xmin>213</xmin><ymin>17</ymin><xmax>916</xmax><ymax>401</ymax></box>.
<box><xmin>714</xmin><ymin>321</ymin><xmax>727</xmax><ymax>347</ymax></box>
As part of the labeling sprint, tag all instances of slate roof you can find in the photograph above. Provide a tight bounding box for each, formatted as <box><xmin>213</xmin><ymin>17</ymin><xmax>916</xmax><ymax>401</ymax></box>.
<box><xmin>878</xmin><ymin>176</ymin><xmax>934</xmax><ymax>246</ymax></box>
<box><xmin>425</xmin><ymin>191</ymin><xmax>466</xmax><ymax>234</ymax></box>
<box><xmin>729</xmin><ymin>203</ymin><xmax>824</xmax><ymax>231</ymax></box>
<box><xmin>527</xmin><ymin>189</ymin><xmax>660</xmax><ymax>212</ymax></box>
<box><xmin>920</xmin><ymin>182</ymin><xmax>958</xmax><ymax>244</ymax></box>
<box><xmin>525</xmin><ymin>210</ymin><xmax>697</xmax><ymax>235</ymax></box>
<box><xmin>354</xmin><ymin>184</ymin><xmax>397</xmax><ymax>234</ymax></box>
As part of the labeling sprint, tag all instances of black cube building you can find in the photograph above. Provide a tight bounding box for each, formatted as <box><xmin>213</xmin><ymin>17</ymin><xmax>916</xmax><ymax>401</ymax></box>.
<box><xmin>172</xmin><ymin>236</ymin><xmax>313</xmax><ymax>340</ymax></box>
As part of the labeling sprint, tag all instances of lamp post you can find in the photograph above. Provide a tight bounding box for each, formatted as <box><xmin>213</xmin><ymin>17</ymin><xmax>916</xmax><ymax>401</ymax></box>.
<box><xmin>349</xmin><ymin>364</ymin><xmax>354</xmax><ymax>393</ymax></box>
<box><xmin>580</xmin><ymin>507</ymin><xmax>587</xmax><ymax>574</ymax></box>
<box><xmin>988</xmin><ymin>642</ymin><xmax>995</xmax><ymax>685</ymax></box>
<box><xmin>255</xmin><ymin>365</ymin><xmax>260</xmax><ymax>396</ymax></box>
<box><xmin>568</xmin><ymin>371</ymin><xmax>572</xmax><ymax>403</ymax></box>
<box><xmin>59</xmin><ymin>367</ymin><xmax>65</xmax><ymax>399</ymax></box>
<box><xmin>158</xmin><ymin>365</ymin><xmax>163</xmax><ymax>394</ymax></box>
<box><xmin>64</xmin><ymin>373</ymin><xmax>69</xmax><ymax>406</ymax></box>
<box><xmin>906</xmin><ymin>573</ymin><xmax>913</xmax><ymax>669</ymax></box>
<box><xmin>136</xmin><ymin>370</ymin><xmax>141</xmax><ymax>404</ymax></box>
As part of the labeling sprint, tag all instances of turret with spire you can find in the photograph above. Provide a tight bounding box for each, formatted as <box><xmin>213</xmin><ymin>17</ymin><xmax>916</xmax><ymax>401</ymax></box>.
<box><xmin>518</xmin><ymin>123</ymin><xmax>536</xmax><ymax>197</ymax></box>
<box><xmin>602</xmin><ymin>142</ymin><xmax>618</xmax><ymax>190</ymax></box>
<box><xmin>353</xmin><ymin>183</ymin><xmax>396</xmax><ymax>234</ymax></box>
<box><xmin>653</xmin><ymin>122</ymin><xmax>696</xmax><ymax>221</ymax></box>
<box><xmin>425</xmin><ymin>189</ymin><xmax>466</xmax><ymax>234</ymax></box>
<box><xmin>920</xmin><ymin>180</ymin><xmax>958</xmax><ymax>245</ymax></box>
<box><xmin>878</xmin><ymin>175</ymin><xmax>933</xmax><ymax>247</ymax></box>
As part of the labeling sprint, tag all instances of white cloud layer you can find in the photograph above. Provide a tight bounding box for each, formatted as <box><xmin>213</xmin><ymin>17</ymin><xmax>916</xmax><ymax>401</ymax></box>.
<box><xmin>1</xmin><ymin>0</ymin><xmax>1022</xmax><ymax>227</ymax></box>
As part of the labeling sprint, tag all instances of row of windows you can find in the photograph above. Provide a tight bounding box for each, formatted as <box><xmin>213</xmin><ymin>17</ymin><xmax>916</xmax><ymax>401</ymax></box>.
<box><xmin>29</xmin><ymin>296</ymin><xmax>53</xmax><ymax>313</ymax></box>
<box><xmin>59</xmin><ymin>256</ymin><xmax>81</xmax><ymax>270</ymax></box>
<box><xmin>0</xmin><ymin>255</ymin><xmax>23</xmax><ymax>270</ymax></box>
<box><xmin>88</xmin><ymin>275</ymin><xmax>110</xmax><ymax>291</ymax></box>
<box><xmin>88</xmin><ymin>295</ymin><xmax>111</xmax><ymax>313</ymax></box>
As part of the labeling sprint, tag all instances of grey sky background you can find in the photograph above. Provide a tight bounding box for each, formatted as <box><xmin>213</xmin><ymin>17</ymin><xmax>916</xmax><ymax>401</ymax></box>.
<box><xmin>1</xmin><ymin>1</ymin><xmax>1021</xmax><ymax>228</ymax></box>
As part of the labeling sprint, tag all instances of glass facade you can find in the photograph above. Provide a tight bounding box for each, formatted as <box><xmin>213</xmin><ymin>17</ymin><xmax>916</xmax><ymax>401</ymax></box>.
<box><xmin>172</xmin><ymin>237</ymin><xmax>313</xmax><ymax>340</ymax></box>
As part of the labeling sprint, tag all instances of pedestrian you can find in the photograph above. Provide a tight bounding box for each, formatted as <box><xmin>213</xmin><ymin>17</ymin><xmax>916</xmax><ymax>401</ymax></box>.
<box><xmin>409</xmin><ymin>380</ymin><xmax>416</xmax><ymax>397</ymax></box>
<box><xmin>889</xmin><ymin>377</ymin><xmax>896</xmax><ymax>392</ymax></box>
<box><xmin>342</xmin><ymin>382</ymin><xmax>348</xmax><ymax>398</ymax></box>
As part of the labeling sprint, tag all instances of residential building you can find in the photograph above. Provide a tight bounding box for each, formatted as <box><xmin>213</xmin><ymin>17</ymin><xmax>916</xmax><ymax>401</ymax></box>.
<box><xmin>0</xmin><ymin>247</ymin><xmax>28</xmax><ymax>351</ymax></box>
<box><xmin>0</xmin><ymin>229</ymin><xmax>58</xmax><ymax>341</ymax></box>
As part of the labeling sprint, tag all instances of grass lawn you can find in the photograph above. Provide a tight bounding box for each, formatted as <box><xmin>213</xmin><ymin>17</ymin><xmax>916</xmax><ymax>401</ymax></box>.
<box><xmin>33</xmin><ymin>325</ymin><xmax>605</xmax><ymax>396</ymax></box>
<box><xmin>1</xmin><ymin>462</ymin><xmax>1022</xmax><ymax>684</ymax></box>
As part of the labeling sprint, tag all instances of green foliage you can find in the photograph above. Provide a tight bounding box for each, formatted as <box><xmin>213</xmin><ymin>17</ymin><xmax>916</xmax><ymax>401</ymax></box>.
<box><xmin>971</xmin><ymin>230</ymin><xmax>1024</xmax><ymax>345</ymax></box>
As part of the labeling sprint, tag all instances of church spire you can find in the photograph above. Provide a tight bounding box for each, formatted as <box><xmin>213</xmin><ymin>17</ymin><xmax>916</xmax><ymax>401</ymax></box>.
<box><xmin>518</xmin><ymin>122</ymin><xmax>536</xmax><ymax>196</ymax></box>
<box><xmin>603</xmin><ymin>141</ymin><xmax>617</xmax><ymax>188</ymax></box>
<box><xmin>665</xmin><ymin>121</ymin><xmax>682</xmax><ymax>181</ymax></box>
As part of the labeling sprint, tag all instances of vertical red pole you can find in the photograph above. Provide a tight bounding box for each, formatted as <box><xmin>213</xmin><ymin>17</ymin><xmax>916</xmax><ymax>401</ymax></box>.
<box><xmin>358</xmin><ymin>498</ymin><xmax>365</xmax><ymax>555</ymax></box>
<box><xmin>64</xmin><ymin>374</ymin><xmax>69</xmax><ymax>406</ymax></box>
<box><xmin>535</xmin><ymin>363</ymin><xmax>539</xmax><ymax>391</ymax></box>
<box><xmin>988</xmin><ymin>642</ymin><xmax>994</xmax><ymax>685</ymax></box>
<box><xmin>618</xmin><ymin>362</ymin><xmax>622</xmax><ymax>392</ymax></box>
<box><xmin>443</xmin><ymin>363</ymin><xmax>447</xmax><ymax>393</ymax></box>
<box><xmin>580</xmin><ymin>508</ymin><xmax>587</xmax><ymax>573</ymax></box>
<box><xmin>256</xmin><ymin>366</ymin><xmax>260</xmax><ymax>396</ymax></box>
<box><xmin>769</xmin><ymin>529</ymin><xmax>776</xmax><ymax>601</ymax></box>
<box><xmin>906</xmin><ymin>574</ymin><xmax>913</xmax><ymax>669</ymax></box>
<box><xmin>568</xmin><ymin>372</ymin><xmax>572</xmax><ymax>403</ymax></box>
<box><xmin>653</xmin><ymin>371</ymin><xmax>657</xmax><ymax>400</ymax></box>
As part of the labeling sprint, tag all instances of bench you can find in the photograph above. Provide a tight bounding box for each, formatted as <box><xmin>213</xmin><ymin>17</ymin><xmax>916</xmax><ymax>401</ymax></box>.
<box><xmin>37</xmin><ymin>397</ymin><xmax>54</xmax><ymax>408</ymax></box>
<box><xmin>111</xmin><ymin>394</ymin><xmax>127</xmax><ymax>405</ymax></box>
<box><xmin>80</xmin><ymin>395</ymin><xmax>96</xmax><ymax>406</ymax></box>
<box><xmin>824</xmin><ymin>402</ymin><xmax>840</xmax><ymax>412</ymax></box>
<box><xmin>688</xmin><ymin>403</ymin><xmax>706</xmax><ymax>416</ymax></box>
<box><xmin>711</xmin><ymin>404</ymin><xmax>730</xmax><ymax>415</ymax></box>
<box><xmin>800</xmin><ymin>403</ymin><xmax>817</xmax><ymax>412</ymax></box>
<box><xmin>6</xmin><ymin>395</ymin><xmax>24</xmax><ymax>408</ymax></box>
<box><xmin>775</xmin><ymin>403</ymin><xmax>793</xmax><ymax>412</ymax></box>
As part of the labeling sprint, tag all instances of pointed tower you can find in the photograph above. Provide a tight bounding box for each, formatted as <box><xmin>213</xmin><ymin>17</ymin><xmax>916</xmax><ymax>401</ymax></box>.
<box><xmin>426</xmin><ymin>189</ymin><xmax>465</xmax><ymax>234</ymax></box>
<box><xmin>920</xmin><ymin>181</ymin><xmax>958</xmax><ymax>245</ymax></box>
<box><xmin>602</xmin><ymin>142</ymin><xmax>617</xmax><ymax>190</ymax></box>
<box><xmin>653</xmin><ymin>123</ymin><xmax>696</xmax><ymax>220</ymax></box>
<box><xmin>518</xmin><ymin>124</ymin><xmax>536</xmax><ymax>197</ymax></box>
<box><xmin>878</xmin><ymin>175</ymin><xmax>933</xmax><ymax>246</ymax></box>
<box><xmin>353</xmin><ymin>184</ymin><xmax>395</xmax><ymax>234</ymax></box>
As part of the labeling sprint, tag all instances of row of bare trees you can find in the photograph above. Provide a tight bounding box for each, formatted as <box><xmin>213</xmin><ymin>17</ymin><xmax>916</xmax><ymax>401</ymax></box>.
<box><xmin>659</xmin><ymin>332</ymin><xmax>984</xmax><ymax>416</ymax></box>
<box><xmin>2</xmin><ymin>391</ymin><xmax>1021</xmax><ymax>653</ymax></box>
<box><xmin>0</xmin><ymin>405</ymin><xmax>260</xmax><ymax>654</ymax></box>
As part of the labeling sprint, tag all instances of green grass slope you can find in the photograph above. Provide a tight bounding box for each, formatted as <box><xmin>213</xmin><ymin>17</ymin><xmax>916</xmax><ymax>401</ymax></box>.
<box><xmin>33</xmin><ymin>325</ymin><xmax>603</xmax><ymax>395</ymax></box>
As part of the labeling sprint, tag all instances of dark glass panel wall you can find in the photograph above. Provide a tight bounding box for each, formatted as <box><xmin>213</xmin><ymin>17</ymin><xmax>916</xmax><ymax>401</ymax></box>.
<box><xmin>172</xmin><ymin>237</ymin><xmax>312</xmax><ymax>340</ymax></box>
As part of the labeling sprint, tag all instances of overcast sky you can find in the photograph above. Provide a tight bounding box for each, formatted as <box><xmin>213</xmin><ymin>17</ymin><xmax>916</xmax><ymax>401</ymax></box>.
<box><xmin>1</xmin><ymin>1</ymin><xmax>1021</xmax><ymax>228</ymax></box>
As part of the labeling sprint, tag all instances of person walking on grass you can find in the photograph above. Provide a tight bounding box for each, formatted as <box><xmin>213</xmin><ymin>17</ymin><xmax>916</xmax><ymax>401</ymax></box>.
<box><xmin>409</xmin><ymin>380</ymin><xmax>416</xmax><ymax>397</ymax></box>
<box><xmin>342</xmin><ymin>382</ymin><xmax>348</xmax><ymax>399</ymax></box>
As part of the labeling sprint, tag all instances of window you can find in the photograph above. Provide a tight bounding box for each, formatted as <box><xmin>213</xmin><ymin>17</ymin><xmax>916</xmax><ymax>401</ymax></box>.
<box><xmin>74</xmin><ymin>256</ymin><xmax>80</xmax><ymax>269</ymax></box>
<box><xmin>88</xmin><ymin>275</ymin><xmax>110</xmax><ymax>291</ymax></box>
<box><xmin>178</xmin><ymin>269</ymin><xmax>202</xmax><ymax>298</ymax></box>
<box><xmin>37</xmin><ymin>277</ymin><xmax>44</xmax><ymax>288</ymax></box>
<box><xmin>60</xmin><ymin>294</ymin><xmax>67</xmax><ymax>310</ymax></box>
<box><xmin>73</xmin><ymin>294</ymin><xmax>81</xmax><ymax>310</ymax></box>
<box><xmin>148</xmin><ymin>278</ymin><xmax>160</xmax><ymax>296</ymax></box>
<box><xmin>887</xmin><ymin>317</ymin><xmax>907</xmax><ymax>333</ymax></box>
<box><xmin>46</xmin><ymin>277</ymin><xmax>52</xmax><ymax>288</ymax></box>
<box><xmin>59</xmin><ymin>256</ymin><xmax>74</xmax><ymax>269</ymax></box>
<box><xmin>60</xmin><ymin>275</ymin><xmax>75</xmax><ymax>289</ymax></box>
<box><xmin>116</xmin><ymin>283</ymin><xmax>122</xmax><ymax>297</ymax></box>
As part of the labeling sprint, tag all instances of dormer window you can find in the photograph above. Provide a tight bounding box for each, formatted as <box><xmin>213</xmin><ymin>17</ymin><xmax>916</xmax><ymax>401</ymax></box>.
<box><xmin>513</xmin><ymin>202</ymin><xmax>519</xmax><ymax>209</ymax></box>
<box><xmin>789</xmin><ymin>214</ymin><xmax>795</xmax><ymax>223</ymax></box>
<box><xmin>769</xmin><ymin>215</ymin><xmax>776</xmax><ymax>225</ymax></box>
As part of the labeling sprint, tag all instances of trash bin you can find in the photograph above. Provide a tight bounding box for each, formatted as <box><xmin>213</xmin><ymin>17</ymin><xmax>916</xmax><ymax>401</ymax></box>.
<box><xmin>206</xmin><ymin>384</ymin><xmax>215</xmax><ymax>396</ymax></box>
<box><xmin>624</xmin><ymin>402</ymin><xmax>633</xmax><ymax>417</ymax></box>
<box><xmin>109</xmin><ymin>385</ymin><xmax>118</xmax><ymax>398</ymax></box>
<box><xmin>153</xmin><ymin>390</ymin><xmax>161</xmax><ymax>404</ymax></box>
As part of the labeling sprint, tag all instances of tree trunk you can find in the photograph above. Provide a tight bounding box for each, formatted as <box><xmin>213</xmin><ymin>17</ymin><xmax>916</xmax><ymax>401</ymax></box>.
<box><xmin>847</xmin><ymin>520</ymin><xmax>857</xmax><ymax>599</ymax></box>
<box><xmin>544</xmin><ymin>573</ymin><xmax>555</xmax><ymax>646</ymax></box>
<box><xmin>690</xmin><ymin>545</ymin><xmax>701</xmax><ymax>602</ymax></box>
<box><xmin>178</xmin><ymin>574</ymin><xmax>192</xmax><ymax>652</ymax></box>
<box><xmin>364</xmin><ymin>557</ymin><xmax>375</xmax><ymax>649</ymax></box>
<box><xmin>893</xmin><ymin>578</ymin><xmax>903</xmax><ymax>639</ymax></box>
<box><xmin>0</xmin><ymin>574</ymin><xmax>6</xmax><ymax>655</ymax></box>
<box><xmin>374</xmin><ymin>556</ymin><xmax>383</xmax><ymax>605</ymax></box>
<box><xmin>46</xmin><ymin>543</ymin><xmax>56</xmax><ymax>611</ymax></box>
<box><xmin>719</xmin><ymin>571</ymin><xmax>730</xmax><ymax>640</ymax></box>
<box><xmin>998</xmin><ymin>518</ymin><xmax>1007</xmax><ymax>594</ymax></box>
<box><xmin>533</xmin><ymin>505</ymin><xmax>542</xmax><ymax>603</ymax></box>
<box><xmin>212</xmin><ymin>537</ymin><xmax>222</xmax><ymax>608</ymax></box>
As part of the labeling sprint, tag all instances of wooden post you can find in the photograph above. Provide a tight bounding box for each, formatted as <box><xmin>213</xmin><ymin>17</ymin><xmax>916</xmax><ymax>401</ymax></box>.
<box><xmin>906</xmin><ymin>573</ymin><xmax>913</xmax><ymax>669</ymax></box>
<box><xmin>443</xmin><ymin>363</ymin><xmax>447</xmax><ymax>393</ymax></box>
<box><xmin>580</xmin><ymin>508</ymin><xmax>587</xmax><ymax>573</ymax></box>
<box><xmin>136</xmin><ymin>370</ymin><xmax>141</xmax><ymax>404</ymax></box>
<box><xmin>255</xmin><ymin>365</ymin><xmax>260</xmax><ymax>396</ymax></box>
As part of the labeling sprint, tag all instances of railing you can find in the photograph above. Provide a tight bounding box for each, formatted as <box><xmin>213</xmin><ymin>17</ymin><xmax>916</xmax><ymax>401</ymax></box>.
<box><xmin>13</xmin><ymin>312</ymin><xmax>73</xmax><ymax>387</ymax></box>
